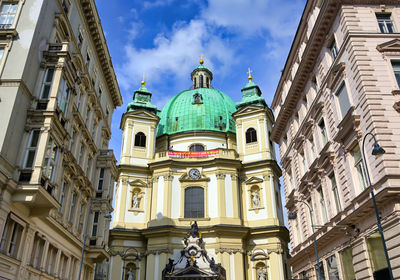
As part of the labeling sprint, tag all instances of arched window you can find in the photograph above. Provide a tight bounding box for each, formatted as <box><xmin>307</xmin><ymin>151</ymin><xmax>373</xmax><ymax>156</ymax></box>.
<box><xmin>134</xmin><ymin>132</ymin><xmax>146</xmax><ymax>147</ymax></box>
<box><xmin>246</xmin><ymin>128</ymin><xmax>257</xmax><ymax>143</ymax></box>
<box><xmin>206</xmin><ymin>77</ymin><xmax>209</xmax><ymax>88</ymax></box>
<box><xmin>184</xmin><ymin>187</ymin><xmax>204</xmax><ymax>218</ymax></box>
<box><xmin>199</xmin><ymin>75</ymin><xmax>204</xmax><ymax>88</ymax></box>
<box><xmin>194</xmin><ymin>77</ymin><xmax>197</xmax><ymax>88</ymax></box>
<box><xmin>189</xmin><ymin>144</ymin><xmax>205</xmax><ymax>151</ymax></box>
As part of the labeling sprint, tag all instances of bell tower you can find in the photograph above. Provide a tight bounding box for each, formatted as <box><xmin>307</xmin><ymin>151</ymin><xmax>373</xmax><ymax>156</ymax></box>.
<box><xmin>114</xmin><ymin>78</ymin><xmax>159</xmax><ymax>228</ymax></box>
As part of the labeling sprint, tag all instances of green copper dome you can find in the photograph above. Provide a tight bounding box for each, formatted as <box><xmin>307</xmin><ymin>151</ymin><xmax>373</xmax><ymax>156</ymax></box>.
<box><xmin>156</xmin><ymin>87</ymin><xmax>237</xmax><ymax>137</ymax></box>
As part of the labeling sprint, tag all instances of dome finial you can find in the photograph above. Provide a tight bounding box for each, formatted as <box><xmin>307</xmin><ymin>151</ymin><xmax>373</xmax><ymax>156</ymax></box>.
<box><xmin>141</xmin><ymin>73</ymin><xmax>146</xmax><ymax>87</ymax></box>
<box><xmin>200</xmin><ymin>54</ymin><xmax>204</xmax><ymax>65</ymax></box>
<box><xmin>247</xmin><ymin>67</ymin><xmax>253</xmax><ymax>82</ymax></box>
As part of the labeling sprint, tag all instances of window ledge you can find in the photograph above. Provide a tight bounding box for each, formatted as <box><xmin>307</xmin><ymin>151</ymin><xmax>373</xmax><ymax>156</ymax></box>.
<box><xmin>0</xmin><ymin>28</ymin><xmax>18</xmax><ymax>37</ymax></box>
<box><xmin>178</xmin><ymin>217</ymin><xmax>210</xmax><ymax>221</ymax></box>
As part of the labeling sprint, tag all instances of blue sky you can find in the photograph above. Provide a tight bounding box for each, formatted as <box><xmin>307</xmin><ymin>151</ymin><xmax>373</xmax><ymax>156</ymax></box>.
<box><xmin>95</xmin><ymin>0</ymin><xmax>306</xmax><ymax>161</ymax></box>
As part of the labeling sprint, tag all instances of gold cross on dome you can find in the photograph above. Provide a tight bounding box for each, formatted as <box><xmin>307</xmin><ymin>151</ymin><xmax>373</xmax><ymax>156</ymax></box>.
<box><xmin>200</xmin><ymin>54</ymin><xmax>204</xmax><ymax>64</ymax></box>
<box><xmin>141</xmin><ymin>73</ymin><xmax>146</xmax><ymax>87</ymax></box>
<box><xmin>247</xmin><ymin>68</ymin><xmax>253</xmax><ymax>81</ymax></box>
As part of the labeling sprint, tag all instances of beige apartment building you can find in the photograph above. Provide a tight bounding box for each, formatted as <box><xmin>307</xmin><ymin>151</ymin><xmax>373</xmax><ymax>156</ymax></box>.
<box><xmin>271</xmin><ymin>0</ymin><xmax>400</xmax><ymax>279</ymax></box>
<box><xmin>0</xmin><ymin>1</ymin><xmax>121</xmax><ymax>279</ymax></box>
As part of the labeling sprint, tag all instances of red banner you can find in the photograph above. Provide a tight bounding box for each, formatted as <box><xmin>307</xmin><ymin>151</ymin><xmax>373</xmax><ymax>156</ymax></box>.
<box><xmin>168</xmin><ymin>149</ymin><xmax>220</xmax><ymax>158</ymax></box>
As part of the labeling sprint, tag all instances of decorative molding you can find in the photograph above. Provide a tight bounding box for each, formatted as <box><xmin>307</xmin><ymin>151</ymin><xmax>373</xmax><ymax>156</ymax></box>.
<box><xmin>327</xmin><ymin>62</ymin><xmax>346</xmax><ymax>90</ymax></box>
<box><xmin>244</xmin><ymin>176</ymin><xmax>263</xmax><ymax>185</ymax></box>
<box><xmin>376</xmin><ymin>38</ymin><xmax>400</xmax><ymax>53</ymax></box>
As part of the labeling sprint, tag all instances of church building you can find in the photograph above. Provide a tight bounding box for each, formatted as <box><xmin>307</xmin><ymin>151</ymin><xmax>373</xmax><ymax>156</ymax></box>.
<box><xmin>109</xmin><ymin>58</ymin><xmax>289</xmax><ymax>280</ymax></box>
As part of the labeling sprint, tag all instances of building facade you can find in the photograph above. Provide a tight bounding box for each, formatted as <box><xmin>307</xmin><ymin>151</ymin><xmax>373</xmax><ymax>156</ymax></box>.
<box><xmin>109</xmin><ymin>61</ymin><xmax>289</xmax><ymax>280</ymax></box>
<box><xmin>0</xmin><ymin>0</ymin><xmax>122</xmax><ymax>279</ymax></box>
<box><xmin>271</xmin><ymin>0</ymin><xmax>400</xmax><ymax>279</ymax></box>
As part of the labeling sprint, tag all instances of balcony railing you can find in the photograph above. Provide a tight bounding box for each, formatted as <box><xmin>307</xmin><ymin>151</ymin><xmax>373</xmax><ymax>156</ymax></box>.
<box><xmin>154</xmin><ymin>148</ymin><xmax>238</xmax><ymax>160</ymax></box>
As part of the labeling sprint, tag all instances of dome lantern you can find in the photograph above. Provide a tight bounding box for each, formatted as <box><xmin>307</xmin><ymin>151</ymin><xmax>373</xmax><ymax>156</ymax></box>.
<box><xmin>191</xmin><ymin>54</ymin><xmax>213</xmax><ymax>89</ymax></box>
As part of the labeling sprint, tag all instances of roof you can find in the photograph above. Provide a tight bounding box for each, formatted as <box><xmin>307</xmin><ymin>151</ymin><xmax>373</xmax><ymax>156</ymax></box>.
<box><xmin>156</xmin><ymin>88</ymin><xmax>236</xmax><ymax>137</ymax></box>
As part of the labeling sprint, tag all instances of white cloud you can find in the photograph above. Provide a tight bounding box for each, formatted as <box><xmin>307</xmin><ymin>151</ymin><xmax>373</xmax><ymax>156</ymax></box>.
<box><xmin>201</xmin><ymin>0</ymin><xmax>303</xmax><ymax>38</ymax></box>
<box><xmin>117</xmin><ymin>19</ymin><xmax>235</xmax><ymax>91</ymax></box>
<box><xmin>142</xmin><ymin>0</ymin><xmax>175</xmax><ymax>10</ymax></box>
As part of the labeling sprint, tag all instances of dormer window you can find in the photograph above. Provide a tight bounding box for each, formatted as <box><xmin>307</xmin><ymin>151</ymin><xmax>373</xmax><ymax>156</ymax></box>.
<box><xmin>193</xmin><ymin>93</ymin><xmax>203</xmax><ymax>104</ymax></box>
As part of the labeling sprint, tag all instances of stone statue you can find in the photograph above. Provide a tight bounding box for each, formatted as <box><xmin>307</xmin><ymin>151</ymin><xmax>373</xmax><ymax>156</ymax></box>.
<box><xmin>251</xmin><ymin>191</ymin><xmax>261</xmax><ymax>208</ymax></box>
<box><xmin>127</xmin><ymin>268</ymin><xmax>135</xmax><ymax>280</ymax></box>
<box><xmin>132</xmin><ymin>192</ymin><xmax>140</xmax><ymax>209</ymax></box>
<box><xmin>257</xmin><ymin>267</ymin><xmax>267</xmax><ymax>280</ymax></box>
<box><xmin>188</xmin><ymin>221</ymin><xmax>199</xmax><ymax>238</ymax></box>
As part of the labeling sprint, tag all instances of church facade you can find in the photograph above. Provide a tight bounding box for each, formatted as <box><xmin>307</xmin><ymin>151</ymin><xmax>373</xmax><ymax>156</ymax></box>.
<box><xmin>109</xmin><ymin>60</ymin><xmax>289</xmax><ymax>280</ymax></box>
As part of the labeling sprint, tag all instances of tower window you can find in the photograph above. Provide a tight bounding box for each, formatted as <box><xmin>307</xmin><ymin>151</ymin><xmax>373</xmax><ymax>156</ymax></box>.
<box><xmin>134</xmin><ymin>132</ymin><xmax>146</xmax><ymax>147</ymax></box>
<box><xmin>206</xmin><ymin>77</ymin><xmax>209</xmax><ymax>88</ymax></box>
<box><xmin>184</xmin><ymin>187</ymin><xmax>204</xmax><ymax>218</ymax></box>
<box><xmin>246</xmin><ymin>128</ymin><xmax>257</xmax><ymax>143</ymax></box>
<box><xmin>199</xmin><ymin>75</ymin><xmax>204</xmax><ymax>88</ymax></box>
<box><xmin>194</xmin><ymin>77</ymin><xmax>197</xmax><ymax>88</ymax></box>
<box><xmin>189</xmin><ymin>144</ymin><xmax>205</xmax><ymax>151</ymax></box>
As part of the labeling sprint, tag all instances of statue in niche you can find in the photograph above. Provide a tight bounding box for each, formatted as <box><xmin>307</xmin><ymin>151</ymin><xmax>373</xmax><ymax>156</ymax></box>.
<box><xmin>131</xmin><ymin>191</ymin><xmax>141</xmax><ymax>209</ymax></box>
<box><xmin>127</xmin><ymin>268</ymin><xmax>135</xmax><ymax>280</ymax></box>
<box><xmin>251</xmin><ymin>191</ymin><xmax>261</xmax><ymax>208</ymax></box>
<box><xmin>257</xmin><ymin>267</ymin><xmax>267</xmax><ymax>280</ymax></box>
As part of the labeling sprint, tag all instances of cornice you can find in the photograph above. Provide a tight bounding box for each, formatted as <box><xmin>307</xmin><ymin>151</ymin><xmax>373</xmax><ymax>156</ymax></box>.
<box><xmin>78</xmin><ymin>0</ymin><xmax>122</xmax><ymax>108</ymax></box>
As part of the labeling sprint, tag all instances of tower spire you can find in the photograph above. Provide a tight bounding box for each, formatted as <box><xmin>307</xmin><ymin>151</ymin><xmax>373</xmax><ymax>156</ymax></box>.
<box><xmin>141</xmin><ymin>73</ymin><xmax>146</xmax><ymax>87</ymax></box>
<box><xmin>200</xmin><ymin>54</ymin><xmax>204</xmax><ymax>65</ymax></box>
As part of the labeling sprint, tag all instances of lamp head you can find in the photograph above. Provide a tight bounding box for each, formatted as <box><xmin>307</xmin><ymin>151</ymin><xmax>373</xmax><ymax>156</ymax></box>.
<box><xmin>104</xmin><ymin>212</ymin><xmax>112</xmax><ymax>219</ymax></box>
<box><xmin>372</xmin><ymin>143</ymin><xmax>385</xmax><ymax>156</ymax></box>
<box><xmin>288</xmin><ymin>212</ymin><xmax>297</xmax><ymax>220</ymax></box>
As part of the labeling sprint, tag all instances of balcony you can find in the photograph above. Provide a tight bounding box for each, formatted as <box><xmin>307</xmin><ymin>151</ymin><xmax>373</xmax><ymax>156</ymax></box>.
<box><xmin>12</xmin><ymin>178</ymin><xmax>60</xmax><ymax>216</ymax></box>
<box><xmin>86</xmin><ymin>245</ymin><xmax>110</xmax><ymax>263</ymax></box>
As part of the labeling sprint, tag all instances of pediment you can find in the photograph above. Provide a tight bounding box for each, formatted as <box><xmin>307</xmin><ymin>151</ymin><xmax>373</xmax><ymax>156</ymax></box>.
<box><xmin>128</xmin><ymin>179</ymin><xmax>147</xmax><ymax>187</ymax></box>
<box><xmin>327</xmin><ymin>62</ymin><xmax>346</xmax><ymax>89</ymax></box>
<box><xmin>128</xmin><ymin>109</ymin><xmax>159</xmax><ymax>120</ymax></box>
<box><xmin>172</xmin><ymin>267</ymin><xmax>214</xmax><ymax>276</ymax></box>
<box><xmin>244</xmin><ymin>176</ymin><xmax>263</xmax><ymax>185</ymax></box>
<box><xmin>233</xmin><ymin>105</ymin><xmax>264</xmax><ymax>118</ymax></box>
<box><xmin>377</xmin><ymin>39</ymin><xmax>400</xmax><ymax>53</ymax></box>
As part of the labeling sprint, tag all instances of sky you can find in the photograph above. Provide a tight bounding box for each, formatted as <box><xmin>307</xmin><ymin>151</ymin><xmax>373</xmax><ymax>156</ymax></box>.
<box><xmin>95</xmin><ymin>0</ymin><xmax>306</xmax><ymax>163</ymax></box>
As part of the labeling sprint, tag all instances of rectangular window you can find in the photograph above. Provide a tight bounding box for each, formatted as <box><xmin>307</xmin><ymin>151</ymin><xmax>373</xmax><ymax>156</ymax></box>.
<box><xmin>376</xmin><ymin>13</ymin><xmax>395</xmax><ymax>33</ymax></box>
<box><xmin>367</xmin><ymin>232</ymin><xmax>389</xmax><ymax>274</ymax></box>
<box><xmin>40</xmin><ymin>68</ymin><xmax>55</xmax><ymax>99</ymax></box>
<box><xmin>184</xmin><ymin>187</ymin><xmax>204</xmax><ymax>218</ymax></box>
<box><xmin>352</xmin><ymin>145</ymin><xmax>368</xmax><ymax>190</ymax></box>
<box><xmin>307</xmin><ymin>198</ymin><xmax>315</xmax><ymax>233</ymax></box>
<box><xmin>59</xmin><ymin>181</ymin><xmax>68</xmax><ymax>213</ymax></box>
<box><xmin>0</xmin><ymin>48</ymin><xmax>4</xmax><ymax>61</ymax></box>
<box><xmin>69</xmin><ymin>130</ymin><xmax>76</xmax><ymax>151</ymax></box>
<box><xmin>392</xmin><ymin>60</ymin><xmax>400</xmax><ymax>88</ymax></box>
<box><xmin>78</xmin><ymin>143</ymin><xmax>85</xmax><ymax>166</ymax></box>
<box><xmin>91</xmin><ymin>211</ymin><xmax>99</xmax><ymax>237</ymax></box>
<box><xmin>335</xmin><ymin>82</ymin><xmax>351</xmax><ymax>118</ymax></box>
<box><xmin>300</xmin><ymin>151</ymin><xmax>307</xmax><ymax>175</ymax></box>
<box><xmin>86</xmin><ymin>51</ymin><xmax>91</xmax><ymax>69</ymax></box>
<box><xmin>78</xmin><ymin>30</ymin><xmax>83</xmax><ymax>49</ymax></box>
<box><xmin>23</xmin><ymin>129</ymin><xmax>40</xmax><ymax>168</ymax></box>
<box><xmin>318</xmin><ymin>188</ymin><xmax>328</xmax><ymax>224</ymax></box>
<box><xmin>30</xmin><ymin>233</ymin><xmax>45</xmax><ymax>269</ymax></box>
<box><xmin>42</xmin><ymin>137</ymin><xmax>59</xmax><ymax>182</ymax></box>
<box><xmin>57</xmin><ymin>76</ymin><xmax>70</xmax><ymax>114</ymax></box>
<box><xmin>46</xmin><ymin>244</ymin><xmax>57</xmax><ymax>275</ymax></box>
<box><xmin>68</xmin><ymin>193</ymin><xmax>77</xmax><ymax>223</ymax></box>
<box><xmin>77</xmin><ymin>203</ymin><xmax>84</xmax><ymax>232</ymax></box>
<box><xmin>0</xmin><ymin>3</ymin><xmax>18</xmax><ymax>28</ymax></box>
<box><xmin>327</xmin><ymin>254</ymin><xmax>340</xmax><ymax>280</ymax></box>
<box><xmin>330</xmin><ymin>173</ymin><xmax>341</xmax><ymax>213</ymax></box>
<box><xmin>315</xmin><ymin>261</ymin><xmax>326</xmax><ymax>280</ymax></box>
<box><xmin>98</xmin><ymin>168</ymin><xmax>105</xmax><ymax>191</ymax></box>
<box><xmin>310</xmin><ymin>138</ymin><xmax>316</xmax><ymax>162</ymax></box>
<box><xmin>318</xmin><ymin>118</ymin><xmax>328</xmax><ymax>145</ymax></box>
<box><xmin>330</xmin><ymin>40</ymin><xmax>338</xmax><ymax>60</ymax></box>
<box><xmin>0</xmin><ymin>215</ymin><xmax>24</xmax><ymax>258</ymax></box>
<box><xmin>341</xmin><ymin>247</ymin><xmax>355</xmax><ymax>280</ymax></box>
<box><xmin>86</xmin><ymin>157</ymin><xmax>92</xmax><ymax>177</ymax></box>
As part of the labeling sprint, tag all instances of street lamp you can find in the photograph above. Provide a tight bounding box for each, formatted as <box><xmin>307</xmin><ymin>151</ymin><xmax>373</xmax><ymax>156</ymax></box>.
<box><xmin>361</xmin><ymin>132</ymin><xmax>393</xmax><ymax>280</ymax></box>
<box><xmin>289</xmin><ymin>200</ymin><xmax>322</xmax><ymax>280</ymax></box>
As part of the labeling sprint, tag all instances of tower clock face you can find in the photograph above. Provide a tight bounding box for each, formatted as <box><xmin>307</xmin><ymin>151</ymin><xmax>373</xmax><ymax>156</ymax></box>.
<box><xmin>189</xmin><ymin>168</ymin><xmax>201</xmax><ymax>179</ymax></box>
